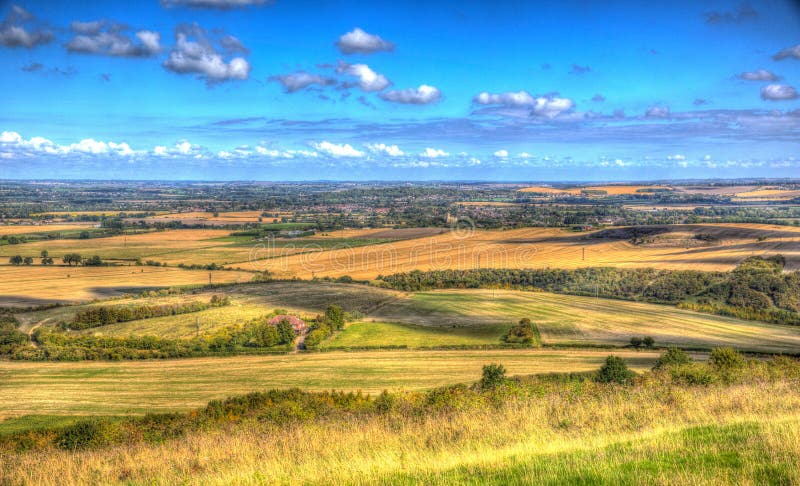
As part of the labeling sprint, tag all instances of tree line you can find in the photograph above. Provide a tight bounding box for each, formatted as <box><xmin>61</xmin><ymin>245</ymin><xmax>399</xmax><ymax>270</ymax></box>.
<box><xmin>68</xmin><ymin>295</ymin><xmax>230</xmax><ymax>330</ymax></box>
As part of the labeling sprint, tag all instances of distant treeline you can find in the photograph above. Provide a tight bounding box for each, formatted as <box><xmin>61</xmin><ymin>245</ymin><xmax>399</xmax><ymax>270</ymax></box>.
<box><xmin>377</xmin><ymin>256</ymin><xmax>800</xmax><ymax>326</ymax></box>
<box><xmin>68</xmin><ymin>295</ymin><xmax>230</xmax><ymax>330</ymax></box>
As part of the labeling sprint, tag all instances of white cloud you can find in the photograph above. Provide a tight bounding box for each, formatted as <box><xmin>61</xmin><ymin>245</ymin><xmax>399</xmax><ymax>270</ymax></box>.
<box><xmin>773</xmin><ymin>44</ymin><xmax>800</xmax><ymax>61</ymax></box>
<box><xmin>0</xmin><ymin>131</ymin><xmax>138</xmax><ymax>157</ymax></box>
<box><xmin>152</xmin><ymin>140</ymin><xmax>203</xmax><ymax>157</ymax></box>
<box><xmin>312</xmin><ymin>141</ymin><xmax>365</xmax><ymax>157</ymax></box>
<box><xmin>365</xmin><ymin>143</ymin><xmax>404</xmax><ymax>157</ymax></box>
<box><xmin>66</xmin><ymin>25</ymin><xmax>161</xmax><ymax>57</ymax></box>
<box><xmin>0</xmin><ymin>6</ymin><xmax>52</xmax><ymax>48</ymax></box>
<box><xmin>337</xmin><ymin>62</ymin><xmax>390</xmax><ymax>92</ymax></box>
<box><xmin>532</xmin><ymin>97</ymin><xmax>574</xmax><ymax>118</ymax></box>
<box><xmin>379</xmin><ymin>85</ymin><xmax>441</xmax><ymax>104</ymax></box>
<box><xmin>737</xmin><ymin>69</ymin><xmax>779</xmax><ymax>81</ymax></box>
<box><xmin>645</xmin><ymin>105</ymin><xmax>670</xmax><ymax>118</ymax></box>
<box><xmin>336</xmin><ymin>28</ymin><xmax>394</xmax><ymax>55</ymax></box>
<box><xmin>269</xmin><ymin>71</ymin><xmax>336</xmax><ymax>93</ymax></box>
<box><xmin>761</xmin><ymin>84</ymin><xmax>799</xmax><ymax>101</ymax></box>
<box><xmin>518</xmin><ymin>152</ymin><xmax>532</xmax><ymax>158</ymax></box>
<box><xmin>667</xmin><ymin>154</ymin><xmax>686</xmax><ymax>161</ymax></box>
<box><xmin>420</xmin><ymin>147</ymin><xmax>449</xmax><ymax>158</ymax></box>
<box><xmin>473</xmin><ymin>91</ymin><xmax>535</xmax><ymax>107</ymax></box>
<box><xmin>163</xmin><ymin>26</ymin><xmax>250</xmax><ymax>83</ymax></box>
<box><xmin>493</xmin><ymin>149</ymin><xmax>509</xmax><ymax>158</ymax></box>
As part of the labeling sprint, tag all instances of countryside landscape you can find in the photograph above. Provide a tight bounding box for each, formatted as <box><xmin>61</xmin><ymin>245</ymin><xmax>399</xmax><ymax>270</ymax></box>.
<box><xmin>3</xmin><ymin>0</ymin><xmax>800</xmax><ymax>484</ymax></box>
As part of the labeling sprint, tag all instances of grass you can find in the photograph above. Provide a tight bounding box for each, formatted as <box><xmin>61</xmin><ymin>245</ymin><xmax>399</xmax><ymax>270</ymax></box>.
<box><xmin>2</xmin><ymin>366</ymin><xmax>798</xmax><ymax>485</ymax></box>
<box><xmin>0</xmin><ymin>349</ymin><xmax>660</xmax><ymax>417</ymax></box>
<box><xmin>321</xmin><ymin>320</ymin><xmax>512</xmax><ymax>349</ymax></box>
<box><xmin>372</xmin><ymin>289</ymin><xmax>800</xmax><ymax>353</ymax></box>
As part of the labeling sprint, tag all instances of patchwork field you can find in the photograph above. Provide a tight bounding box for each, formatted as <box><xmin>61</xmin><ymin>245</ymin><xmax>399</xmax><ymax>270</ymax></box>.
<box><xmin>0</xmin><ymin>349</ymin><xmax>661</xmax><ymax>417</ymax></box>
<box><xmin>0</xmin><ymin>223</ymin><xmax>95</xmax><ymax>236</ymax></box>
<box><xmin>518</xmin><ymin>185</ymin><xmax>673</xmax><ymax>195</ymax></box>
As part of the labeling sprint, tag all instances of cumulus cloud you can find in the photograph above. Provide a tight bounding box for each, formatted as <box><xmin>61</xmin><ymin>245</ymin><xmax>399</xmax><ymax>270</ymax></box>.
<box><xmin>704</xmin><ymin>4</ymin><xmax>758</xmax><ymax>23</ymax></box>
<box><xmin>161</xmin><ymin>0</ymin><xmax>273</xmax><ymax>9</ymax></box>
<box><xmin>0</xmin><ymin>131</ymin><xmax>138</xmax><ymax>158</ymax></box>
<box><xmin>163</xmin><ymin>24</ymin><xmax>250</xmax><ymax>83</ymax></box>
<box><xmin>760</xmin><ymin>84</ymin><xmax>798</xmax><ymax>101</ymax></box>
<box><xmin>773</xmin><ymin>44</ymin><xmax>800</xmax><ymax>61</ymax></box>
<box><xmin>365</xmin><ymin>143</ymin><xmax>404</xmax><ymax>157</ymax></box>
<box><xmin>153</xmin><ymin>140</ymin><xmax>206</xmax><ymax>157</ymax></box>
<box><xmin>473</xmin><ymin>90</ymin><xmax>535</xmax><ymax>107</ymax></box>
<box><xmin>66</xmin><ymin>22</ymin><xmax>160</xmax><ymax>58</ymax></box>
<box><xmin>737</xmin><ymin>69</ymin><xmax>779</xmax><ymax>81</ymax></box>
<box><xmin>312</xmin><ymin>141</ymin><xmax>364</xmax><ymax>157</ymax></box>
<box><xmin>269</xmin><ymin>71</ymin><xmax>336</xmax><ymax>93</ymax></box>
<box><xmin>493</xmin><ymin>149</ymin><xmax>508</xmax><ymax>158</ymax></box>
<box><xmin>380</xmin><ymin>85</ymin><xmax>441</xmax><ymax>104</ymax></box>
<box><xmin>420</xmin><ymin>147</ymin><xmax>448</xmax><ymax>158</ymax></box>
<box><xmin>0</xmin><ymin>5</ymin><xmax>52</xmax><ymax>48</ymax></box>
<box><xmin>336</xmin><ymin>62</ymin><xmax>390</xmax><ymax>92</ymax></box>
<box><xmin>336</xmin><ymin>28</ymin><xmax>394</xmax><ymax>55</ymax></box>
<box><xmin>645</xmin><ymin>105</ymin><xmax>670</xmax><ymax>118</ymax></box>
<box><xmin>667</xmin><ymin>154</ymin><xmax>686</xmax><ymax>161</ymax></box>
<box><xmin>474</xmin><ymin>91</ymin><xmax>574</xmax><ymax>118</ymax></box>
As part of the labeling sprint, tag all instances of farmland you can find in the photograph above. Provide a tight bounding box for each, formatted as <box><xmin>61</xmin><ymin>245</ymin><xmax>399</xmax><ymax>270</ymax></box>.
<box><xmin>0</xmin><ymin>348</ymin><xmax>661</xmax><ymax>417</ymax></box>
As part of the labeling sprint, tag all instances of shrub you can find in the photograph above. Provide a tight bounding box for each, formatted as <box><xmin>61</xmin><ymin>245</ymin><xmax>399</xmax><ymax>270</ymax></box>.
<box><xmin>504</xmin><ymin>318</ymin><xmax>539</xmax><ymax>345</ymax></box>
<box><xmin>653</xmin><ymin>347</ymin><xmax>692</xmax><ymax>370</ymax></box>
<box><xmin>629</xmin><ymin>336</ymin><xmax>643</xmax><ymax>348</ymax></box>
<box><xmin>669</xmin><ymin>363</ymin><xmax>715</xmax><ymax>385</ymax></box>
<box><xmin>709</xmin><ymin>347</ymin><xmax>745</xmax><ymax>370</ymax></box>
<box><xmin>595</xmin><ymin>355</ymin><xmax>635</xmax><ymax>385</ymax></box>
<box><xmin>479</xmin><ymin>363</ymin><xmax>507</xmax><ymax>390</ymax></box>
<box><xmin>642</xmin><ymin>336</ymin><xmax>655</xmax><ymax>348</ymax></box>
<box><xmin>325</xmin><ymin>304</ymin><xmax>345</xmax><ymax>330</ymax></box>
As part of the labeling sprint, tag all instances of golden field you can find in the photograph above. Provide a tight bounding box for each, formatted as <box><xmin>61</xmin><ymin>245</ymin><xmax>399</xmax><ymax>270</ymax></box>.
<box><xmin>0</xmin><ymin>223</ymin><xmax>95</xmax><ymax>236</ymax></box>
<box><xmin>263</xmin><ymin>223</ymin><xmax>800</xmax><ymax>279</ymax></box>
<box><xmin>518</xmin><ymin>185</ymin><xmax>672</xmax><ymax>195</ymax></box>
<box><xmin>0</xmin><ymin>265</ymin><xmax>253</xmax><ymax>306</ymax></box>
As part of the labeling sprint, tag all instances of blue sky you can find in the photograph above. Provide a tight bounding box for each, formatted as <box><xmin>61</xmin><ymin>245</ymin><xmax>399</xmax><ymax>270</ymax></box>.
<box><xmin>1</xmin><ymin>0</ymin><xmax>799</xmax><ymax>180</ymax></box>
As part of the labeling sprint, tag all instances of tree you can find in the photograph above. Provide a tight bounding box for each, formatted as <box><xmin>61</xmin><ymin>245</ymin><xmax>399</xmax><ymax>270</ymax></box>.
<box><xmin>642</xmin><ymin>336</ymin><xmax>655</xmax><ymax>348</ymax></box>
<box><xmin>324</xmin><ymin>304</ymin><xmax>345</xmax><ymax>330</ymax></box>
<box><xmin>83</xmin><ymin>255</ymin><xmax>102</xmax><ymax>266</ymax></box>
<box><xmin>23</xmin><ymin>256</ymin><xmax>33</xmax><ymax>265</ymax></box>
<box><xmin>652</xmin><ymin>347</ymin><xmax>691</xmax><ymax>370</ymax></box>
<box><xmin>41</xmin><ymin>257</ymin><xmax>54</xmax><ymax>265</ymax></box>
<box><xmin>479</xmin><ymin>363</ymin><xmax>507</xmax><ymax>389</ymax></box>
<box><xmin>709</xmin><ymin>347</ymin><xmax>745</xmax><ymax>370</ymax></box>
<box><xmin>629</xmin><ymin>336</ymin><xmax>643</xmax><ymax>349</ymax></box>
<box><xmin>63</xmin><ymin>253</ymin><xmax>82</xmax><ymax>266</ymax></box>
<box><xmin>9</xmin><ymin>255</ymin><xmax>23</xmax><ymax>265</ymax></box>
<box><xmin>596</xmin><ymin>355</ymin><xmax>635</xmax><ymax>384</ymax></box>
<box><xmin>276</xmin><ymin>320</ymin><xmax>295</xmax><ymax>345</ymax></box>
<box><xmin>40</xmin><ymin>250</ymin><xmax>49</xmax><ymax>258</ymax></box>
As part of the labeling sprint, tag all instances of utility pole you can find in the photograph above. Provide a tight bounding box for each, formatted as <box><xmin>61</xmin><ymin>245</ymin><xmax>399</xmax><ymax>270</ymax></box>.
<box><xmin>209</xmin><ymin>272</ymin><xmax>212</xmax><ymax>286</ymax></box>
<box><xmin>582</xmin><ymin>247</ymin><xmax>585</xmax><ymax>261</ymax></box>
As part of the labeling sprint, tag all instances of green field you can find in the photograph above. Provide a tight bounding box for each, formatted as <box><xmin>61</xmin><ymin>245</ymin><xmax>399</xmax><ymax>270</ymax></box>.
<box><xmin>322</xmin><ymin>320</ymin><xmax>512</xmax><ymax>348</ymax></box>
<box><xmin>0</xmin><ymin>349</ymin><xmax>661</xmax><ymax>417</ymax></box>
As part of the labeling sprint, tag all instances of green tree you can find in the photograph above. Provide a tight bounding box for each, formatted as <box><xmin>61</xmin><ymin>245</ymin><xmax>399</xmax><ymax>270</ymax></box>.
<box><xmin>40</xmin><ymin>250</ymin><xmax>49</xmax><ymax>258</ymax></box>
<box><xmin>23</xmin><ymin>256</ymin><xmax>33</xmax><ymax>265</ymax></box>
<box><xmin>9</xmin><ymin>255</ymin><xmax>23</xmax><ymax>265</ymax></box>
<box><xmin>41</xmin><ymin>256</ymin><xmax>54</xmax><ymax>265</ymax></box>
<box><xmin>652</xmin><ymin>347</ymin><xmax>691</xmax><ymax>369</ymax></box>
<box><xmin>629</xmin><ymin>336</ymin><xmax>643</xmax><ymax>348</ymax></box>
<box><xmin>642</xmin><ymin>336</ymin><xmax>655</xmax><ymax>348</ymax></box>
<box><xmin>596</xmin><ymin>355</ymin><xmax>635</xmax><ymax>385</ymax></box>
<box><xmin>325</xmin><ymin>304</ymin><xmax>345</xmax><ymax>330</ymax></box>
<box><xmin>479</xmin><ymin>363</ymin><xmax>507</xmax><ymax>390</ymax></box>
<box><xmin>63</xmin><ymin>253</ymin><xmax>82</xmax><ymax>266</ymax></box>
<box><xmin>709</xmin><ymin>347</ymin><xmax>745</xmax><ymax>370</ymax></box>
<box><xmin>276</xmin><ymin>320</ymin><xmax>295</xmax><ymax>345</ymax></box>
<box><xmin>83</xmin><ymin>255</ymin><xmax>103</xmax><ymax>266</ymax></box>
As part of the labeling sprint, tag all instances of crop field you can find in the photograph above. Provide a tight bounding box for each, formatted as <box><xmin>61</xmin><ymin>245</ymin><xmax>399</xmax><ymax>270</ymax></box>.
<box><xmin>129</xmin><ymin>210</ymin><xmax>295</xmax><ymax>225</ymax></box>
<box><xmin>518</xmin><ymin>185</ymin><xmax>673</xmax><ymax>195</ymax></box>
<box><xmin>321</xmin><ymin>320</ymin><xmax>511</xmax><ymax>348</ymax></box>
<box><xmin>0</xmin><ymin>223</ymin><xmax>95</xmax><ymax>236</ymax></box>
<box><xmin>0</xmin><ymin>265</ymin><xmax>253</xmax><ymax>306</ymax></box>
<box><xmin>0</xmin><ymin>348</ymin><xmax>661</xmax><ymax>417</ymax></box>
<box><xmin>262</xmin><ymin>223</ymin><xmax>800</xmax><ymax>279</ymax></box>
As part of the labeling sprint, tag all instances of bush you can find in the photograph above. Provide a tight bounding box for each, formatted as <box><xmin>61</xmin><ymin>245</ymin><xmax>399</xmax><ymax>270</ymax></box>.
<box><xmin>709</xmin><ymin>347</ymin><xmax>745</xmax><ymax>370</ymax></box>
<box><xmin>653</xmin><ymin>347</ymin><xmax>692</xmax><ymax>370</ymax></box>
<box><xmin>479</xmin><ymin>363</ymin><xmax>507</xmax><ymax>390</ymax></box>
<box><xmin>669</xmin><ymin>363</ymin><xmax>715</xmax><ymax>385</ymax></box>
<box><xmin>642</xmin><ymin>336</ymin><xmax>655</xmax><ymax>348</ymax></box>
<box><xmin>504</xmin><ymin>318</ymin><xmax>538</xmax><ymax>345</ymax></box>
<box><xmin>630</xmin><ymin>336</ymin><xmax>643</xmax><ymax>348</ymax></box>
<box><xmin>595</xmin><ymin>355</ymin><xmax>635</xmax><ymax>385</ymax></box>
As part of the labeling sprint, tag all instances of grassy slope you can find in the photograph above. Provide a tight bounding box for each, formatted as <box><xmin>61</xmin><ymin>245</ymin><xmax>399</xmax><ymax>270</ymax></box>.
<box><xmin>3</xmin><ymin>372</ymin><xmax>798</xmax><ymax>485</ymax></box>
<box><xmin>0</xmin><ymin>349</ymin><xmax>660</xmax><ymax>416</ymax></box>
<box><xmin>321</xmin><ymin>320</ymin><xmax>511</xmax><ymax>348</ymax></box>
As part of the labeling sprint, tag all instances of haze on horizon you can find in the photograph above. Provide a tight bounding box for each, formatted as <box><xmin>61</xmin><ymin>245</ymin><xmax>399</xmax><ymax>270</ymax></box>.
<box><xmin>1</xmin><ymin>0</ymin><xmax>799</xmax><ymax>181</ymax></box>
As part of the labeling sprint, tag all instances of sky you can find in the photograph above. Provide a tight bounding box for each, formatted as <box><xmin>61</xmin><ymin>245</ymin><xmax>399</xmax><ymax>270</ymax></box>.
<box><xmin>0</xmin><ymin>0</ymin><xmax>799</xmax><ymax>181</ymax></box>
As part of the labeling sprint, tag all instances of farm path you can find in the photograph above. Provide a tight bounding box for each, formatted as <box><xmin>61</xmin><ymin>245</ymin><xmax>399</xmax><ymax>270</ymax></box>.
<box><xmin>26</xmin><ymin>318</ymin><xmax>53</xmax><ymax>348</ymax></box>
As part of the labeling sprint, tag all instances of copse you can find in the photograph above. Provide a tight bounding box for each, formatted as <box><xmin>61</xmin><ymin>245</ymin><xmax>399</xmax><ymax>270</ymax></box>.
<box><xmin>595</xmin><ymin>355</ymin><xmax>635</xmax><ymax>385</ymax></box>
<box><xmin>63</xmin><ymin>253</ymin><xmax>82</xmax><ymax>266</ymax></box>
<box><xmin>8</xmin><ymin>255</ymin><xmax>23</xmax><ymax>265</ymax></box>
<box><xmin>653</xmin><ymin>347</ymin><xmax>692</xmax><ymax>370</ymax></box>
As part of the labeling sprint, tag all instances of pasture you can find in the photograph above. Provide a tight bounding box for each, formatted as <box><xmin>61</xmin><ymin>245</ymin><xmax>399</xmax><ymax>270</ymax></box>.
<box><xmin>0</xmin><ymin>348</ymin><xmax>661</xmax><ymax>417</ymax></box>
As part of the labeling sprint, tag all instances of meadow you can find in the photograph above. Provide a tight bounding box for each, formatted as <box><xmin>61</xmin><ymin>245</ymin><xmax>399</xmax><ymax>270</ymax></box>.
<box><xmin>0</xmin><ymin>349</ymin><xmax>660</xmax><ymax>417</ymax></box>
